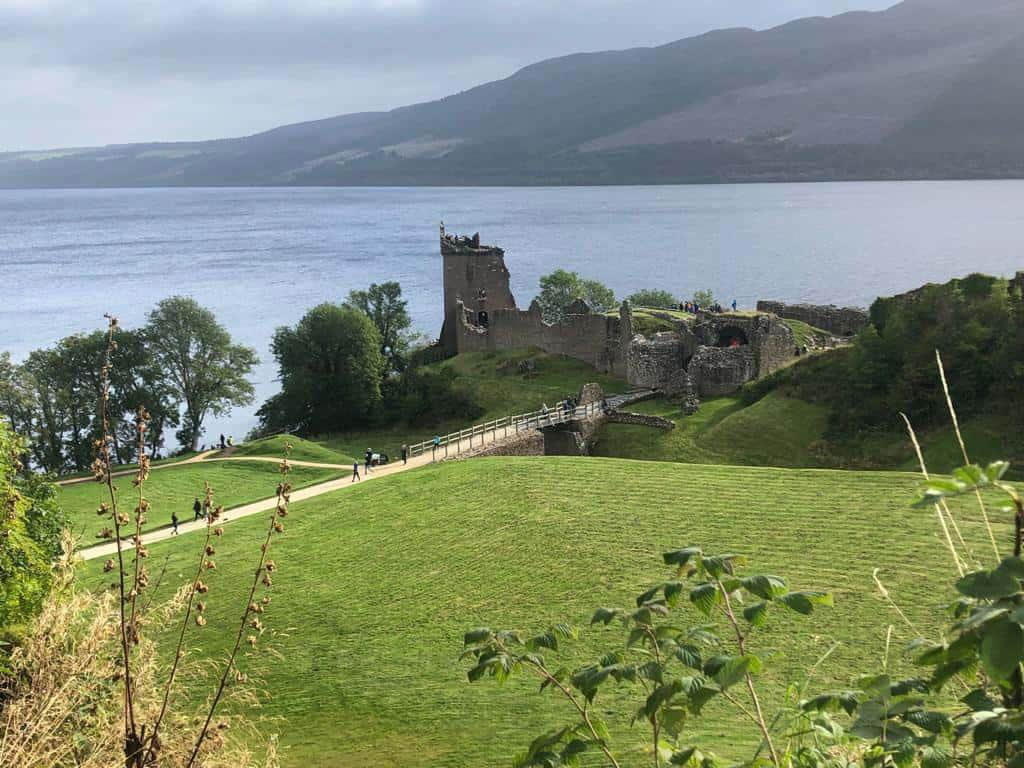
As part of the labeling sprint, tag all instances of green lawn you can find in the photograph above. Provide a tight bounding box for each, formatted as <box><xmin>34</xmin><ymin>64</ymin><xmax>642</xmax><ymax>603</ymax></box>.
<box><xmin>80</xmin><ymin>457</ymin><xmax>994</xmax><ymax>767</ymax></box>
<box><xmin>315</xmin><ymin>349</ymin><xmax>628</xmax><ymax>460</ymax></box>
<box><xmin>60</xmin><ymin>461</ymin><xmax>344</xmax><ymax>542</ymax></box>
<box><xmin>227</xmin><ymin>435</ymin><xmax>354</xmax><ymax>465</ymax></box>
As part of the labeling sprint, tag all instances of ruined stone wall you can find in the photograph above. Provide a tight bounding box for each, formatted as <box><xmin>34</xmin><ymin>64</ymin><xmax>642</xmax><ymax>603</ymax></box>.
<box><xmin>451</xmin><ymin>429</ymin><xmax>544</xmax><ymax>459</ymax></box>
<box><xmin>455</xmin><ymin>301</ymin><xmax>629</xmax><ymax>377</ymax></box>
<box><xmin>693</xmin><ymin>312</ymin><xmax>795</xmax><ymax>378</ymax></box>
<box><xmin>626</xmin><ymin>331</ymin><xmax>697</xmax><ymax>389</ymax></box>
<box><xmin>605</xmin><ymin>411</ymin><xmax>675</xmax><ymax>430</ymax></box>
<box><xmin>688</xmin><ymin>347</ymin><xmax>757</xmax><ymax>397</ymax></box>
<box><xmin>749</xmin><ymin>314</ymin><xmax>798</xmax><ymax>375</ymax></box>
<box><xmin>756</xmin><ymin>300</ymin><xmax>868</xmax><ymax>337</ymax></box>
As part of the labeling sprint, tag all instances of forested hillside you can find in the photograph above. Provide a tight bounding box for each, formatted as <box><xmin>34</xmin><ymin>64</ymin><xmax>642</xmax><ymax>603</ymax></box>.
<box><xmin>3</xmin><ymin>0</ymin><xmax>1024</xmax><ymax>187</ymax></box>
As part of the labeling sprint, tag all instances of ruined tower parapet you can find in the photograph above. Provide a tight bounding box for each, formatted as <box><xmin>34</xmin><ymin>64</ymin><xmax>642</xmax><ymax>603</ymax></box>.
<box><xmin>440</xmin><ymin>223</ymin><xmax>517</xmax><ymax>354</ymax></box>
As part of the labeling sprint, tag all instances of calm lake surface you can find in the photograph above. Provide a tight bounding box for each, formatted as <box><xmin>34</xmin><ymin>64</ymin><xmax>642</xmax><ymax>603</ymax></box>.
<box><xmin>4</xmin><ymin>181</ymin><xmax>1024</xmax><ymax>443</ymax></box>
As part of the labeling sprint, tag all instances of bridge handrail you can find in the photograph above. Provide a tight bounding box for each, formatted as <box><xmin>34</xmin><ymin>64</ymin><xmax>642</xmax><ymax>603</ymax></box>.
<box><xmin>407</xmin><ymin>399</ymin><xmax>604</xmax><ymax>459</ymax></box>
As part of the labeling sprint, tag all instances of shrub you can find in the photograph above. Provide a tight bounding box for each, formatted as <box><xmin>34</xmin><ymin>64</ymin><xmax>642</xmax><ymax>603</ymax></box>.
<box><xmin>627</xmin><ymin>289</ymin><xmax>679</xmax><ymax>310</ymax></box>
<box><xmin>383</xmin><ymin>367</ymin><xmax>483</xmax><ymax>427</ymax></box>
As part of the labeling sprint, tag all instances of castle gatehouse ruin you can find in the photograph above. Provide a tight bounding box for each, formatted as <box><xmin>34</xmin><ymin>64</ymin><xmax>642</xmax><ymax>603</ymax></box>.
<box><xmin>438</xmin><ymin>225</ymin><xmax>849</xmax><ymax>403</ymax></box>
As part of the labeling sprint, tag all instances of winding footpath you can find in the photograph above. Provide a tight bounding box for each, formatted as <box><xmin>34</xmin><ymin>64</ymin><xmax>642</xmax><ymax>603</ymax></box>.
<box><xmin>78</xmin><ymin>424</ymin><xmax>512</xmax><ymax>561</ymax></box>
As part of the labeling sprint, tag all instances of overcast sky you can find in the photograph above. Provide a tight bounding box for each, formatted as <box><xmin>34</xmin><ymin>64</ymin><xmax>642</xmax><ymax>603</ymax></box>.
<box><xmin>1</xmin><ymin>0</ymin><xmax>897</xmax><ymax>151</ymax></box>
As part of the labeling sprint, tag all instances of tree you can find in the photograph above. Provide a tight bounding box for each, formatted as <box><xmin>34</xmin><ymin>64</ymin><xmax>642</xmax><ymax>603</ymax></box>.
<box><xmin>692</xmin><ymin>288</ymin><xmax>716</xmax><ymax>308</ymax></box>
<box><xmin>0</xmin><ymin>419</ymin><xmax>66</xmax><ymax>631</ymax></box>
<box><xmin>346</xmin><ymin>281</ymin><xmax>413</xmax><ymax>376</ymax></box>
<box><xmin>627</xmin><ymin>289</ymin><xmax>679</xmax><ymax>310</ymax></box>
<box><xmin>581</xmin><ymin>279</ymin><xmax>617</xmax><ymax>315</ymax></box>
<box><xmin>536</xmin><ymin>270</ymin><xmax>617</xmax><ymax>323</ymax></box>
<box><xmin>144</xmin><ymin>297</ymin><xmax>257</xmax><ymax>451</ymax></box>
<box><xmin>258</xmin><ymin>303</ymin><xmax>384</xmax><ymax>435</ymax></box>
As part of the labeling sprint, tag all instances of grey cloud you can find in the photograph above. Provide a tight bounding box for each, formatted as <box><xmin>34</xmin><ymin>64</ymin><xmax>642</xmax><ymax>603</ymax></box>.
<box><xmin>0</xmin><ymin>0</ymin><xmax>895</xmax><ymax>149</ymax></box>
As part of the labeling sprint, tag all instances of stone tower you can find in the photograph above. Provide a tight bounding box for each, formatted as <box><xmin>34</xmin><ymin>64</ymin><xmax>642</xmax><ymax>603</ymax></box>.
<box><xmin>439</xmin><ymin>223</ymin><xmax>517</xmax><ymax>354</ymax></box>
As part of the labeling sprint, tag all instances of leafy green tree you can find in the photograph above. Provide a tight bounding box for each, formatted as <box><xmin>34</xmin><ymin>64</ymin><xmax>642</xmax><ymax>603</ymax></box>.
<box><xmin>0</xmin><ymin>419</ymin><xmax>66</xmax><ymax>632</ymax></box>
<box><xmin>536</xmin><ymin>270</ymin><xmax>617</xmax><ymax>323</ymax></box>
<box><xmin>0</xmin><ymin>353</ymin><xmax>33</xmax><ymax>447</ymax></box>
<box><xmin>346</xmin><ymin>281</ymin><xmax>413</xmax><ymax>375</ymax></box>
<box><xmin>691</xmin><ymin>289</ymin><xmax>716</xmax><ymax>308</ymax></box>
<box><xmin>258</xmin><ymin>303</ymin><xmax>384</xmax><ymax>435</ymax></box>
<box><xmin>145</xmin><ymin>297</ymin><xmax>257</xmax><ymax>451</ymax></box>
<box><xmin>581</xmin><ymin>280</ymin><xmax>617</xmax><ymax>315</ymax></box>
<box><xmin>20</xmin><ymin>347</ymin><xmax>73</xmax><ymax>473</ymax></box>
<box><xmin>383</xmin><ymin>366</ymin><xmax>483</xmax><ymax>428</ymax></box>
<box><xmin>626</xmin><ymin>289</ymin><xmax>679</xmax><ymax>309</ymax></box>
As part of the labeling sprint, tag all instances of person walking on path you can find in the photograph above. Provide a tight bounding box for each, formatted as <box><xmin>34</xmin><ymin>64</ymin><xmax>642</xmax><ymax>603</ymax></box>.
<box><xmin>193</xmin><ymin>497</ymin><xmax>202</xmax><ymax>521</ymax></box>
<box><xmin>171</xmin><ymin>511</ymin><xmax>179</xmax><ymax>535</ymax></box>
<box><xmin>364</xmin><ymin>448</ymin><xmax>373</xmax><ymax>475</ymax></box>
<box><xmin>401</xmin><ymin>444</ymin><xmax>408</xmax><ymax>465</ymax></box>
<box><xmin>432</xmin><ymin>435</ymin><xmax>441</xmax><ymax>461</ymax></box>
<box><xmin>352</xmin><ymin>462</ymin><xmax>361</xmax><ymax>483</ymax></box>
<box><xmin>219</xmin><ymin>434</ymin><xmax>226</xmax><ymax>450</ymax></box>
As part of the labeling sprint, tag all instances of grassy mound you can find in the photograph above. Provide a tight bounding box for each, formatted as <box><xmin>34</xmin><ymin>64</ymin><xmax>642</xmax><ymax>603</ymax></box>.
<box><xmin>229</xmin><ymin>435</ymin><xmax>354</xmax><ymax>465</ymax></box>
<box><xmin>316</xmin><ymin>349</ymin><xmax>627</xmax><ymax>460</ymax></box>
<box><xmin>81</xmin><ymin>457</ymin><xmax>990</xmax><ymax>766</ymax></box>
<box><xmin>595</xmin><ymin>391</ymin><xmax>1021</xmax><ymax>474</ymax></box>
<box><xmin>780</xmin><ymin>317</ymin><xmax>831</xmax><ymax>348</ymax></box>
<box><xmin>60</xmin><ymin>461</ymin><xmax>343</xmax><ymax>541</ymax></box>
<box><xmin>593</xmin><ymin>393</ymin><xmax>829</xmax><ymax>467</ymax></box>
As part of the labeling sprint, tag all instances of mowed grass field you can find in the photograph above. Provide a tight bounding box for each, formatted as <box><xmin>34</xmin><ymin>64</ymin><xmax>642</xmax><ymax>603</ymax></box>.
<box><xmin>60</xmin><ymin>461</ymin><xmax>343</xmax><ymax>541</ymax></box>
<box><xmin>80</xmin><ymin>457</ymin><xmax>1001</xmax><ymax>767</ymax></box>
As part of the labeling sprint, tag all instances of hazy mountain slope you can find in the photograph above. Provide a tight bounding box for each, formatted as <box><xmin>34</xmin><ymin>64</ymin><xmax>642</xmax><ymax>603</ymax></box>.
<box><xmin>2</xmin><ymin>0</ymin><xmax>1023</xmax><ymax>188</ymax></box>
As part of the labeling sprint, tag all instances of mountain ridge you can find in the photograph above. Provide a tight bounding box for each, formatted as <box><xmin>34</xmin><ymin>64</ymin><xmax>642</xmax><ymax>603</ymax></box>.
<box><xmin>4</xmin><ymin>0</ymin><xmax>1024</xmax><ymax>188</ymax></box>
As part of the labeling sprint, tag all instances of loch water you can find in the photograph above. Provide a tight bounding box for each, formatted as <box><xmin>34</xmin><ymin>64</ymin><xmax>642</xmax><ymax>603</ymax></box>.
<box><xmin>4</xmin><ymin>181</ymin><xmax>1024</xmax><ymax>441</ymax></box>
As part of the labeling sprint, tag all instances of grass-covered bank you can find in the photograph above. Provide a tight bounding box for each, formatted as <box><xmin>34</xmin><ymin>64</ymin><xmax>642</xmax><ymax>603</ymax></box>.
<box><xmin>594</xmin><ymin>390</ymin><xmax>1024</xmax><ymax>475</ymax></box>
<box><xmin>81</xmin><ymin>457</ymin><xmax>992</xmax><ymax>766</ymax></box>
<box><xmin>227</xmin><ymin>434</ymin><xmax>355</xmax><ymax>465</ymax></box>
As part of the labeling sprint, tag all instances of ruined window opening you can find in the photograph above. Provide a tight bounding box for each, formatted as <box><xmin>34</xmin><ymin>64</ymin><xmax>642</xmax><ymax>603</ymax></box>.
<box><xmin>716</xmin><ymin>327</ymin><xmax>749</xmax><ymax>348</ymax></box>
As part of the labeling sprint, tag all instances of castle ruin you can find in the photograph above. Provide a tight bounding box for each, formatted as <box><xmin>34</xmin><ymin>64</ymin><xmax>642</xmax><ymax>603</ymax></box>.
<box><xmin>438</xmin><ymin>225</ymin><xmax>840</xmax><ymax>401</ymax></box>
